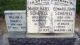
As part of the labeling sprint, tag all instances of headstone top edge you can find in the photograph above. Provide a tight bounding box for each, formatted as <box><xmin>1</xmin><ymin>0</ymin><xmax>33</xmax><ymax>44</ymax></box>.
<box><xmin>4</xmin><ymin>10</ymin><xmax>26</xmax><ymax>14</ymax></box>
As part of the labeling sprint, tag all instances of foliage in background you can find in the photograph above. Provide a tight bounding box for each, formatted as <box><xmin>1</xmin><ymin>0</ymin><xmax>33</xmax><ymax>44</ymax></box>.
<box><xmin>0</xmin><ymin>0</ymin><xmax>26</xmax><ymax>16</ymax></box>
<box><xmin>76</xmin><ymin>0</ymin><xmax>80</xmax><ymax>14</ymax></box>
<box><xmin>0</xmin><ymin>0</ymin><xmax>80</xmax><ymax>16</ymax></box>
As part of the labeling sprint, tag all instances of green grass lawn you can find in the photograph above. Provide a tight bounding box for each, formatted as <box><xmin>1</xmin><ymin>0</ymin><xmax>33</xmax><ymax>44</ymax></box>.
<box><xmin>0</xmin><ymin>0</ymin><xmax>26</xmax><ymax>16</ymax></box>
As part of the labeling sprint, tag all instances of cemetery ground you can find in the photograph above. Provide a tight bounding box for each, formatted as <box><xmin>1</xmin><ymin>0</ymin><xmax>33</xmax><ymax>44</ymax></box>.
<box><xmin>0</xmin><ymin>15</ymin><xmax>80</xmax><ymax>45</ymax></box>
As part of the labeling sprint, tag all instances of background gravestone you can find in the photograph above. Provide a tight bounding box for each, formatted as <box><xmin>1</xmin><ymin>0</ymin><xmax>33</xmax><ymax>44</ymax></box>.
<box><xmin>4</xmin><ymin>10</ymin><xmax>26</xmax><ymax>38</ymax></box>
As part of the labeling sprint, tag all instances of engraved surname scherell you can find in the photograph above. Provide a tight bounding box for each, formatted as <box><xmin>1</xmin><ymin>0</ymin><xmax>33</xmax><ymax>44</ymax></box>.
<box><xmin>27</xmin><ymin>0</ymin><xmax>76</xmax><ymax>33</ymax></box>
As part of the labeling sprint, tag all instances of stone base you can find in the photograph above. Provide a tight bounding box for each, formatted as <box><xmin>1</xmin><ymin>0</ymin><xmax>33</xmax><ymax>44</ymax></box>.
<box><xmin>7</xmin><ymin>31</ymin><xmax>26</xmax><ymax>38</ymax></box>
<box><xmin>8</xmin><ymin>38</ymin><xmax>76</xmax><ymax>45</ymax></box>
<box><xmin>26</xmin><ymin>33</ymin><xmax>74</xmax><ymax>38</ymax></box>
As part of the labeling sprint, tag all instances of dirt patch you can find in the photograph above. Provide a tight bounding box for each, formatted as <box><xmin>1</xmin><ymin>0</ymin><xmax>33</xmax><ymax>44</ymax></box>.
<box><xmin>0</xmin><ymin>17</ymin><xmax>6</xmax><ymax>36</ymax></box>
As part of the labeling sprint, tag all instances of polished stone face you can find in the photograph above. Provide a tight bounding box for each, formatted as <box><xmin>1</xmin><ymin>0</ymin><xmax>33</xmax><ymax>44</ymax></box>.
<box><xmin>8</xmin><ymin>38</ymin><xmax>76</xmax><ymax>45</ymax></box>
<box><xmin>27</xmin><ymin>0</ymin><xmax>76</xmax><ymax>34</ymax></box>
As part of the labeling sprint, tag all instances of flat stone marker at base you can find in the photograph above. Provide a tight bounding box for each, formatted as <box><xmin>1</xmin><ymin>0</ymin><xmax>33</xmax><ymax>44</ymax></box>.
<box><xmin>8</xmin><ymin>38</ymin><xmax>76</xmax><ymax>45</ymax></box>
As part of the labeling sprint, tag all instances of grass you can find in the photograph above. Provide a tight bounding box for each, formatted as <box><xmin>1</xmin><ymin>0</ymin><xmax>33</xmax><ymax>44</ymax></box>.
<box><xmin>0</xmin><ymin>0</ymin><xmax>26</xmax><ymax>16</ymax></box>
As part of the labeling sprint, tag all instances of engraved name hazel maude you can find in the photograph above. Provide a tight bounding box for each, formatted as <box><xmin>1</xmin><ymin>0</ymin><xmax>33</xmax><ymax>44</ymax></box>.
<box><xmin>27</xmin><ymin>0</ymin><xmax>76</xmax><ymax>33</ymax></box>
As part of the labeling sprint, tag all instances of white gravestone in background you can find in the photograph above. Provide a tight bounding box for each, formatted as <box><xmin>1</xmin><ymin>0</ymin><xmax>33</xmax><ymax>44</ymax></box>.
<box><xmin>4</xmin><ymin>10</ymin><xmax>26</xmax><ymax>32</ymax></box>
<box><xmin>27</xmin><ymin>0</ymin><xmax>76</xmax><ymax>34</ymax></box>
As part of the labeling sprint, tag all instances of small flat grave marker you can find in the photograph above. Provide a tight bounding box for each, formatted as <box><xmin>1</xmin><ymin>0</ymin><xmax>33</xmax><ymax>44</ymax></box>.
<box><xmin>4</xmin><ymin>10</ymin><xmax>26</xmax><ymax>32</ymax></box>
